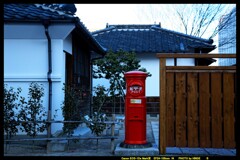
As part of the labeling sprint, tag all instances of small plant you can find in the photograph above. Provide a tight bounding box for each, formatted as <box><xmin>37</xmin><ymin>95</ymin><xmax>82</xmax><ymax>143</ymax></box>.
<box><xmin>4</xmin><ymin>84</ymin><xmax>22</xmax><ymax>139</ymax></box>
<box><xmin>18</xmin><ymin>82</ymin><xmax>46</xmax><ymax>138</ymax></box>
<box><xmin>83</xmin><ymin>85</ymin><xmax>109</xmax><ymax>136</ymax></box>
<box><xmin>84</xmin><ymin>112</ymin><xmax>107</xmax><ymax>136</ymax></box>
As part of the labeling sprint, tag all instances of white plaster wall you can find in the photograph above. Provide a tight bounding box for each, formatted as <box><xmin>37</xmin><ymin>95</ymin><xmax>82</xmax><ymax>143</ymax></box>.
<box><xmin>138</xmin><ymin>53</ymin><xmax>195</xmax><ymax>96</ymax></box>
<box><xmin>4</xmin><ymin>23</ymin><xmax>75</xmax><ymax>39</ymax></box>
<box><xmin>4</xmin><ymin>39</ymin><xmax>48</xmax><ymax>78</ymax></box>
<box><xmin>63</xmin><ymin>34</ymin><xmax>72</xmax><ymax>54</ymax></box>
<box><xmin>4</xmin><ymin>39</ymin><xmax>66</xmax><ymax>134</ymax></box>
<box><xmin>50</xmin><ymin>40</ymin><xmax>65</xmax><ymax>133</ymax></box>
<box><xmin>92</xmin><ymin>53</ymin><xmax>195</xmax><ymax>97</ymax></box>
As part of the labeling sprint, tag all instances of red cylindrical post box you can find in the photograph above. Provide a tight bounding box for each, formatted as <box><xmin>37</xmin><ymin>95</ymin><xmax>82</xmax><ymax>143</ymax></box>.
<box><xmin>123</xmin><ymin>70</ymin><xmax>148</xmax><ymax>146</ymax></box>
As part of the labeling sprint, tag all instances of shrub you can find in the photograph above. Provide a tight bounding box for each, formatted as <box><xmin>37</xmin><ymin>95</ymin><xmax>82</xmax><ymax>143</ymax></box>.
<box><xmin>4</xmin><ymin>84</ymin><xmax>22</xmax><ymax>139</ymax></box>
<box><xmin>18</xmin><ymin>82</ymin><xmax>46</xmax><ymax>138</ymax></box>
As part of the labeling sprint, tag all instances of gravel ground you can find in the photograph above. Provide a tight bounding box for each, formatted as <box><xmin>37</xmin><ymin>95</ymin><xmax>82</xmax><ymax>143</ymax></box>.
<box><xmin>4</xmin><ymin>120</ymin><xmax>156</xmax><ymax>157</ymax></box>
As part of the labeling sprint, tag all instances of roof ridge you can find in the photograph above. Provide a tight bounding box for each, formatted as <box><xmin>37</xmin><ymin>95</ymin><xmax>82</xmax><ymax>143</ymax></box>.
<box><xmin>151</xmin><ymin>26</ymin><xmax>213</xmax><ymax>44</ymax></box>
<box><xmin>108</xmin><ymin>24</ymin><xmax>160</xmax><ymax>29</ymax></box>
<box><xmin>92</xmin><ymin>26</ymin><xmax>116</xmax><ymax>35</ymax></box>
<box><xmin>35</xmin><ymin>4</ymin><xmax>75</xmax><ymax>18</ymax></box>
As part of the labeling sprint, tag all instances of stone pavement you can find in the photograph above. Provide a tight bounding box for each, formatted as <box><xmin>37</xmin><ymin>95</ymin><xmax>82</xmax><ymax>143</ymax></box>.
<box><xmin>150</xmin><ymin>121</ymin><xmax>236</xmax><ymax>156</ymax></box>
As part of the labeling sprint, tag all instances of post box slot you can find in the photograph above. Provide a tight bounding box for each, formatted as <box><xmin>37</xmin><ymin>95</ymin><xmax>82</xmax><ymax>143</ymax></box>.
<box><xmin>128</xmin><ymin>108</ymin><xmax>143</xmax><ymax>120</ymax></box>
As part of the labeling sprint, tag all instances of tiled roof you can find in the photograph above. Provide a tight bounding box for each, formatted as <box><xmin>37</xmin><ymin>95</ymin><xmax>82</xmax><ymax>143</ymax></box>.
<box><xmin>4</xmin><ymin>3</ymin><xmax>76</xmax><ymax>21</ymax></box>
<box><xmin>92</xmin><ymin>24</ymin><xmax>216</xmax><ymax>53</ymax></box>
<box><xmin>4</xmin><ymin>3</ymin><xmax>106</xmax><ymax>55</ymax></box>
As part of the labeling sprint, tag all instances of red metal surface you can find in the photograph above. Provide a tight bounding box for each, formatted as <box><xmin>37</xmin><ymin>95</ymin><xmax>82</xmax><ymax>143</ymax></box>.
<box><xmin>124</xmin><ymin>71</ymin><xmax>148</xmax><ymax>144</ymax></box>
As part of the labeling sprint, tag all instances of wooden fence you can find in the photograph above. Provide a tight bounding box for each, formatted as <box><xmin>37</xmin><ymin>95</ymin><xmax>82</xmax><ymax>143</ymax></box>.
<box><xmin>101</xmin><ymin>97</ymin><xmax>159</xmax><ymax>115</ymax></box>
<box><xmin>156</xmin><ymin>53</ymin><xmax>236</xmax><ymax>154</ymax></box>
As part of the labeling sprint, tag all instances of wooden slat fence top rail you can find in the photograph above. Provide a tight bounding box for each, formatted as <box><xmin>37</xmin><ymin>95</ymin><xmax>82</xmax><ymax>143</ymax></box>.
<box><xmin>156</xmin><ymin>53</ymin><xmax>236</xmax><ymax>58</ymax></box>
<box><xmin>166</xmin><ymin>66</ymin><xmax>236</xmax><ymax>70</ymax></box>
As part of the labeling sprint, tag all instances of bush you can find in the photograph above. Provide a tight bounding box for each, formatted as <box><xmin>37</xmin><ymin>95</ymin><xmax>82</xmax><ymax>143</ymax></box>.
<box><xmin>61</xmin><ymin>84</ymin><xmax>84</xmax><ymax>136</ymax></box>
<box><xmin>84</xmin><ymin>112</ymin><xmax>107</xmax><ymax>136</ymax></box>
<box><xmin>18</xmin><ymin>82</ymin><xmax>46</xmax><ymax>138</ymax></box>
<box><xmin>4</xmin><ymin>84</ymin><xmax>22</xmax><ymax>139</ymax></box>
<box><xmin>83</xmin><ymin>85</ymin><xmax>109</xmax><ymax>136</ymax></box>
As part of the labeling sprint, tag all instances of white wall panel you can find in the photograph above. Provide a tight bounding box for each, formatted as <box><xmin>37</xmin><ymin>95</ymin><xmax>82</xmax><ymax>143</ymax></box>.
<box><xmin>92</xmin><ymin>53</ymin><xmax>195</xmax><ymax>97</ymax></box>
<box><xmin>4</xmin><ymin>38</ymin><xmax>66</xmax><ymax>134</ymax></box>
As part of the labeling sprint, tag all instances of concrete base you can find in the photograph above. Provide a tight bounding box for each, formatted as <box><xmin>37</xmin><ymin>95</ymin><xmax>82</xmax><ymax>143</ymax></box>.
<box><xmin>47</xmin><ymin>140</ymin><xmax>68</xmax><ymax>153</ymax></box>
<box><xmin>119</xmin><ymin>142</ymin><xmax>152</xmax><ymax>148</ymax></box>
<box><xmin>114</xmin><ymin>143</ymin><xmax>159</xmax><ymax>156</ymax></box>
<box><xmin>72</xmin><ymin>126</ymin><xmax>90</xmax><ymax>136</ymax></box>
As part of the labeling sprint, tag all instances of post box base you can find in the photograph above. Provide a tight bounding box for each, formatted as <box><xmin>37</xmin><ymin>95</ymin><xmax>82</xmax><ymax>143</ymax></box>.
<box><xmin>120</xmin><ymin>142</ymin><xmax>152</xmax><ymax>148</ymax></box>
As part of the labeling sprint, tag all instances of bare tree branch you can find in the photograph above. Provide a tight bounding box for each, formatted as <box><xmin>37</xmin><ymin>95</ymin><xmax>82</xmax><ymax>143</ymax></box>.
<box><xmin>136</xmin><ymin>4</ymin><xmax>236</xmax><ymax>50</ymax></box>
<box><xmin>199</xmin><ymin>4</ymin><xmax>222</xmax><ymax>37</ymax></box>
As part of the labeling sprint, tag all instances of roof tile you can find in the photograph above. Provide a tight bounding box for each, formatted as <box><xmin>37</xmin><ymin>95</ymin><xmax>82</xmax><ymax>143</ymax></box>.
<box><xmin>4</xmin><ymin>4</ymin><xmax>76</xmax><ymax>21</ymax></box>
<box><xmin>92</xmin><ymin>24</ymin><xmax>215</xmax><ymax>53</ymax></box>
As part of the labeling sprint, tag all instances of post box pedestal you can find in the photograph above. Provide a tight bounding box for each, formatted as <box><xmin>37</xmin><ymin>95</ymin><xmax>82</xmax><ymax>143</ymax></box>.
<box><xmin>119</xmin><ymin>141</ymin><xmax>152</xmax><ymax>148</ymax></box>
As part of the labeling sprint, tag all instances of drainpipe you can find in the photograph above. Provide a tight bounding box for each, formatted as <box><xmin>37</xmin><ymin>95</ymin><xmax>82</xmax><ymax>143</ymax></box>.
<box><xmin>43</xmin><ymin>21</ymin><xmax>52</xmax><ymax>138</ymax></box>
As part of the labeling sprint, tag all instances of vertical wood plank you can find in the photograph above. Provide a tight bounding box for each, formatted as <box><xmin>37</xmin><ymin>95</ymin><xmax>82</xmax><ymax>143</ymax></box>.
<box><xmin>175</xmin><ymin>72</ymin><xmax>187</xmax><ymax>147</ymax></box>
<box><xmin>160</xmin><ymin>58</ymin><xmax>166</xmax><ymax>154</ymax></box>
<box><xmin>199</xmin><ymin>72</ymin><xmax>211</xmax><ymax>147</ymax></box>
<box><xmin>187</xmin><ymin>72</ymin><xmax>199</xmax><ymax>147</ymax></box>
<box><xmin>166</xmin><ymin>72</ymin><xmax>175</xmax><ymax>146</ymax></box>
<box><xmin>211</xmin><ymin>72</ymin><xmax>223</xmax><ymax>148</ymax></box>
<box><xmin>223</xmin><ymin>73</ymin><xmax>235</xmax><ymax>148</ymax></box>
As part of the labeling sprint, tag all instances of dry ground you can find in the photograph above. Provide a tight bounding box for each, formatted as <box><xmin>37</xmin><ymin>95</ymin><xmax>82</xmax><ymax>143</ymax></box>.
<box><xmin>4</xmin><ymin>120</ymin><xmax>156</xmax><ymax>156</ymax></box>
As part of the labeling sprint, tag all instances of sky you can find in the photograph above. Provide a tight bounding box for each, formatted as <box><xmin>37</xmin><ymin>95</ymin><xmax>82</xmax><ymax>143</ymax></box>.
<box><xmin>76</xmin><ymin>4</ymin><xmax>235</xmax><ymax>31</ymax></box>
<box><xmin>76</xmin><ymin>4</ymin><xmax>149</xmax><ymax>32</ymax></box>
<box><xmin>75</xmin><ymin>4</ymin><xmax>236</xmax><ymax>57</ymax></box>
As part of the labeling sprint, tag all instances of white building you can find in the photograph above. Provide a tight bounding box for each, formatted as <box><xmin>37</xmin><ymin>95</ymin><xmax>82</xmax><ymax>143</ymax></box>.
<box><xmin>4</xmin><ymin>4</ymin><xmax>106</xmax><ymax>135</ymax></box>
<box><xmin>218</xmin><ymin>7</ymin><xmax>236</xmax><ymax>66</ymax></box>
<box><xmin>92</xmin><ymin>24</ymin><xmax>216</xmax><ymax>98</ymax></box>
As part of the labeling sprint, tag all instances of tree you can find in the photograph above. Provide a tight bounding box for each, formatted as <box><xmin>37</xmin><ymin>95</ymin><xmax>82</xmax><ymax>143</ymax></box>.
<box><xmin>4</xmin><ymin>85</ymin><xmax>22</xmax><ymax>140</ymax></box>
<box><xmin>93</xmin><ymin>49</ymin><xmax>151</xmax><ymax>97</ymax></box>
<box><xmin>18</xmin><ymin>82</ymin><xmax>46</xmax><ymax>138</ymax></box>
<box><xmin>137</xmin><ymin>4</ymin><xmax>236</xmax><ymax>49</ymax></box>
<box><xmin>93</xmin><ymin>50</ymin><xmax>151</xmax><ymax>114</ymax></box>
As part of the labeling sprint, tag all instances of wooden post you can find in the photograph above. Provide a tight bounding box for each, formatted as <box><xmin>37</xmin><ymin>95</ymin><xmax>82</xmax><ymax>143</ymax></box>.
<box><xmin>159</xmin><ymin>58</ymin><xmax>166</xmax><ymax>154</ymax></box>
<box><xmin>111</xmin><ymin>114</ymin><xmax>115</xmax><ymax>154</ymax></box>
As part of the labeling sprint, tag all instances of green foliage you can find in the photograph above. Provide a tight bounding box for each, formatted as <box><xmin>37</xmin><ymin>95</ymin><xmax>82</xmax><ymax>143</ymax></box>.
<box><xmin>92</xmin><ymin>85</ymin><xmax>109</xmax><ymax>112</ymax></box>
<box><xmin>18</xmin><ymin>82</ymin><xmax>46</xmax><ymax>138</ymax></box>
<box><xmin>84</xmin><ymin>112</ymin><xmax>107</xmax><ymax>136</ymax></box>
<box><xmin>84</xmin><ymin>85</ymin><xmax>109</xmax><ymax>136</ymax></box>
<box><xmin>93</xmin><ymin>49</ymin><xmax>151</xmax><ymax>96</ymax></box>
<box><xmin>4</xmin><ymin>84</ymin><xmax>22</xmax><ymax>139</ymax></box>
<box><xmin>61</xmin><ymin>84</ymin><xmax>84</xmax><ymax>135</ymax></box>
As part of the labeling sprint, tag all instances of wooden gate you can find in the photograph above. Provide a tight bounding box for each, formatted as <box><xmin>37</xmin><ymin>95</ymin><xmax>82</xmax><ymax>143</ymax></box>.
<box><xmin>157</xmin><ymin>54</ymin><xmax>236</xmax><ymax>154</ymax></box>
